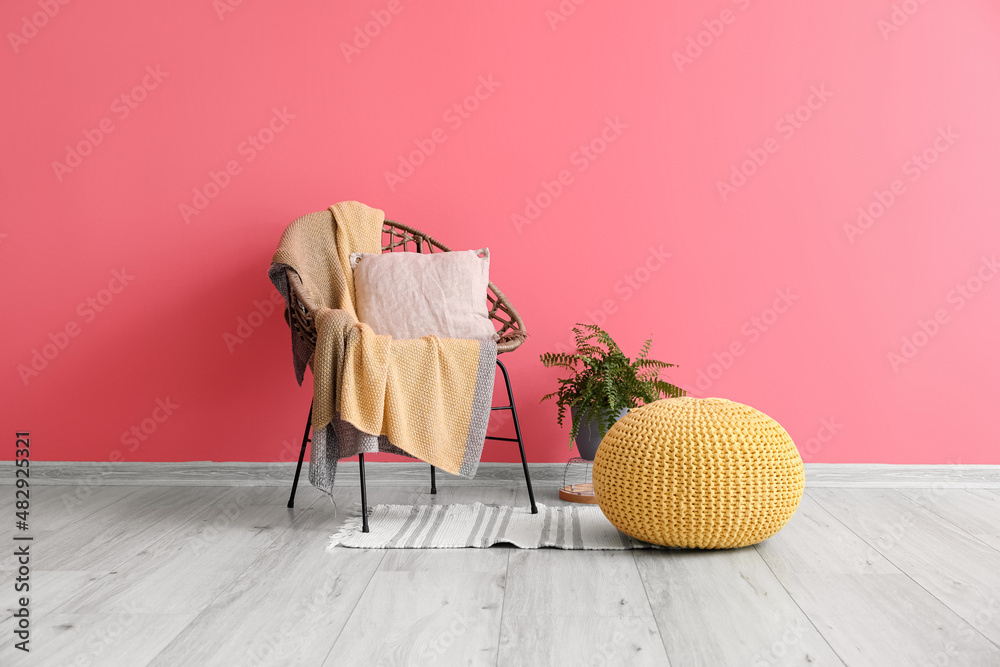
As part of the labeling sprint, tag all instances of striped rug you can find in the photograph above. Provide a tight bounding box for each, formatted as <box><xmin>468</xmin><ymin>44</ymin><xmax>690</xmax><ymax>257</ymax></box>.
<box><xmin>328</xmin><ymin>502</ymin><xmax>658</xmax><ymax>550</ymax></box>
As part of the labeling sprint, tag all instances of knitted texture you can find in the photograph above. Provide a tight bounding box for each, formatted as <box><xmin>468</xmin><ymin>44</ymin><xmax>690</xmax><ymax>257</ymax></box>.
<box><xmin>268</xmin><ymin>202</ymin><xmax>497</xmax><ymax>496</ymax></box>
<box><xmin>592</xmin><ymin>397</ymin><xmax>804</xmax><ymax>549</ymax></box>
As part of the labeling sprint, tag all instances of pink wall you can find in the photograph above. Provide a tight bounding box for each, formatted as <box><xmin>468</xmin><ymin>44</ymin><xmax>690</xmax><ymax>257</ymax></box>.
<box><xmin>3</xmin><ymin>1</ymin><xmax>999</xmax><ymax>465</ymax></box>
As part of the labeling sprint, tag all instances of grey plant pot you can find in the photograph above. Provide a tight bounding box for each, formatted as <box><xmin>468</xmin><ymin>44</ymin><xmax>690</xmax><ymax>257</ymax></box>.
<box><xmin>571</xmin><ymin>406</ymin><xmax>629</xmax><ymax>461</ymax></box>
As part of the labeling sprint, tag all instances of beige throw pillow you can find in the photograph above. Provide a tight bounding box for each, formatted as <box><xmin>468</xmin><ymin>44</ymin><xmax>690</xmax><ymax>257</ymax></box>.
<box><xmin>350</xmin><ymin>248</ymin><xmax>497</xmax><ymax>341</ymax></box>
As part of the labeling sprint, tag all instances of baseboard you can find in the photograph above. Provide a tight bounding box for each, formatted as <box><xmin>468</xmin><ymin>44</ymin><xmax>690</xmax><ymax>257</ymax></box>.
<box><xmin>1</xmin><ymin>461</ymin><xmax>999</xmax><ymax>488</ymax></box>
<box><xmin>0</xmin><ymin>461</ymin><xmax>562</xmax><ymax>487</ymax></box>
<box><xmin>803</xmin><ymin>463</ymin><xmax>1000</xmax><ymax>487</ymax></box>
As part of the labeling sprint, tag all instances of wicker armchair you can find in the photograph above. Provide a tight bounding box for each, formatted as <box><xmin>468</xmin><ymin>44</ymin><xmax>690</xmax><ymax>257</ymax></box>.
<box><xmin>285</xmin><ymin>220</ymin><xmax>537</xmax><ymax>530</ymax></box>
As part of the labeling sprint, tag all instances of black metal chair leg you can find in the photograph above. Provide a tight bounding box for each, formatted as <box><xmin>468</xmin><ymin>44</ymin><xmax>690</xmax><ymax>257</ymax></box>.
<box><xmin>304</xmin><ymin>360</ymin><xmax>532</xmax><ymax>531</ymax></box>
<box><xmin>359</xmin><ymin>453</ymin><xmax>370</xmax><ymax>533</ymax></box>
<box><xmin>497</xmin><ymin>359</ymin><xmax>537</xmax><ymax>514</ymax></box>
<box><xmin>287</xmin><ymin>402</ymin><xmax>313</xmax><ymax>509</ymax></box>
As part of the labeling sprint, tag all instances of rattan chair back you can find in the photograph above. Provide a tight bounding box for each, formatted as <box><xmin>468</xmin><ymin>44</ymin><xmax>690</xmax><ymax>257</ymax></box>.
<box><xmin>285</xmin><ymin>219</ymin><xmax>526</xmax><ymax>354</ymax></box>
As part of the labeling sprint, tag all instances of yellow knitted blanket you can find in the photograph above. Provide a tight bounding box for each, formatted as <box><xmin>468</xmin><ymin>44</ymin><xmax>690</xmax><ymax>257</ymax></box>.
<box><xmin>269</xmin><ymin>202</ymin><xmax>496</xmax><ymax>494</ymax></box>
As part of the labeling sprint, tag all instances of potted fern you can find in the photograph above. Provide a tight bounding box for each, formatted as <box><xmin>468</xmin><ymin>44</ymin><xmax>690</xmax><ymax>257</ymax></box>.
<box><xmin>540</xmin><ymin>323</ymin><xmax>685</xmax><ymax>460</ymax></box>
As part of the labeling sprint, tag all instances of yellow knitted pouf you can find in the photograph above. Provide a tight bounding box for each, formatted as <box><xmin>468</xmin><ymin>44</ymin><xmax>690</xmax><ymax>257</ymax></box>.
<box><xmin>592</xmin><ymin>397</ymin><xmax>804</xmax><ymax>549</ymax></box>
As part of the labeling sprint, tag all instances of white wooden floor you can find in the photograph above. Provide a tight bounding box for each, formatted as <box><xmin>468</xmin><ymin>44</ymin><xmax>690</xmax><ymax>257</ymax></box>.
<box><xmin>2</xmin><ymin>482</ymin><xmax>999</xmax><ymax>666</ymax></box>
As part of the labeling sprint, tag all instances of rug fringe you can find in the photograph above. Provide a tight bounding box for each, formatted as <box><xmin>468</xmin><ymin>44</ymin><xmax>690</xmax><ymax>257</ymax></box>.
<box><xmin>327</xmin><ymin>502</ymin><xmax>365</xmax><ymax>550</ymax></box>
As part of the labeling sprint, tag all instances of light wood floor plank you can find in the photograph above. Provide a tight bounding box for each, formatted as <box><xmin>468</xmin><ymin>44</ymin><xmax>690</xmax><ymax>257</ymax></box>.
<box><xmin>812</xmin><ymin>488</ymin><xmax>1000</xmax><ymax>647</ymax></box>
<box><xmin>635</xmin><ymin>547</ymin><xmax>843</xmax><ymax>666</ymax></box>
<box><xmin>149</xmin><ymin>490</ymin><xmax>386</xmax><ymax>667</ymax></box>
<box><xmin>772</xmin><ymin>571</ymin><xmax>999</xmax><ymax>666</ymax></box>
<box><xmin>321</xmin><ymin>485</ymin><xmax>509</xmax><ymax>666</ymax></box>
<box><xmin>4</xmin><ymin>479</ymin><xmax>998</xmax><ymax>665</ymax></box>
<box><xmin>498</xmin><ymin>548</ymin><xmax>665</xmax><ymax>665</ymax></box>
<box><xmin>0</xmin><ymin>486</ymin><xmax>142</xmax><ymax>583</ymax></box>
<box><xmin>502</xmin><ymin>482</ymin><xmax>671</xmax><ymax>664</ymax></box>
<box><xmin>761</xmin><ymin>493</ymin><xmax>1000</xmax><ymax>664</ymax></box>
<box><xmin>0</xmin><ymin>532</ymin><xmax>55</xmax><ymax>585</ymax></box>
<box><xmin>757</xmin><ymin>493</ymin><xmax>899</xmax><ymax>575</ymax></box>
<box><xmin>499</xmin><ymin>616</ymin><xmax>669</xmax><ymax>667</ymax></box>
<box><xmin>0</xmin><ymin>610</ymin><xmax>195</xmax><ymax>667</ymax></box>
<box><xmin>3</xmin><ymin>569</ymin><xmax>104</xmax><ymax>614</ymax></box>
<box><xmin>324</xmin><ymin>566</ymin><xmax>505</xmax><ymax>666</ymax></box>
<box><xmin>505</xmin><ymin>548</ymin><xmax>652</xmax><ymax>618</ymax></box>
<box><xmin>26</xmin><ymin>485</ymin><xmax>142</xmax><ymax>531</ymax></box>
<box><xmin>33</xmin><ymin>486</ymin><xmax>232</xmax><ymax>572</ymax></box>
<box><xmin>0</xmin><ymin>569</ymin><xmax>110</xmax><ymax>648</ymax></box>
<box><xmin>54</xmin><ymin>488</ymin><xmax>311</xmax><ymax>615</ymax></box>
<box><xmin>388</xmin><ymin>479</ymin><xmax>520</xmax><ymax>512</ymax></box>
<box><xmin>896</xmin><ymin>487</ymin><xmax>1000</xmax><ymax>553</ymax></box>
